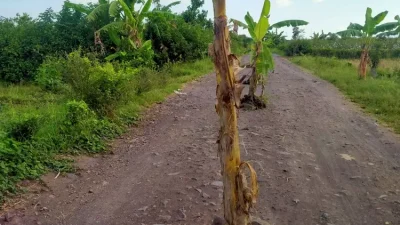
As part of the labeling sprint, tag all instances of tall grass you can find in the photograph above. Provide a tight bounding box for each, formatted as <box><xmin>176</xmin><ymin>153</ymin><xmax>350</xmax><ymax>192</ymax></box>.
<box><xmin>291</xmin><ymin>56</ymin><xmax>400</xmax><ymax>134</ymax></box>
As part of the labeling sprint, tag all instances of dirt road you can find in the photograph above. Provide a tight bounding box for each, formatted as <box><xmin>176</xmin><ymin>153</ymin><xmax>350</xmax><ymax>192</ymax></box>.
<box><xmin>2</xmin><ymin>56</ymin><xmax>400</xmax><ymax>225</ymax></box>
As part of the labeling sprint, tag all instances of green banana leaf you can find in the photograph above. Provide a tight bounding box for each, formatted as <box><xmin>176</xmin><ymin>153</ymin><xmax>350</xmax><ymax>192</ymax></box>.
<box><xmin>118</xmin><ymin>0</ymin><xmax>136</xmax><ymax>23</ymax></box>
<box><xmin>270</xmin><ymin>20</ymin><xmax>308</xmax><ymax>29</ymax></box>
<box><xmin>105</xmin><ymin>51</ymin><xmax>127</xmax><ymax>61</ymax></box>
<box><xmin>336</xmin><ymin>29</ymin><xmax>363</xmax><ymax>37</ymax></box>
<box><xmin>245</xmin><ymin>12</ymin><xmax>257</xmax><ymax>40</ymax></box>
<box><xmin>254</xmin><ymin>0</ymin><xmax>270</xmax><ymax>41</ymax></box>
<box><xmin>87</xmin><ymin>4</ymin><xmax>110</xmax><ymax>22</ymax></box>
<box><xmin>138</xmin><ymin>0</ymin><xmax>153</xmax><ymax>24</ymax></box>
<box><xmin>256</xmin><ymin>42</ymin><xmax>274</xmax><ymax>76</ymax></box>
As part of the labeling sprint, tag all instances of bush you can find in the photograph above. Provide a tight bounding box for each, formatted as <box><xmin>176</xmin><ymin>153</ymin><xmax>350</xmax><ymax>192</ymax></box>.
<box><xmin>8</xmin><ymin>115</ymin><xmax>39</xmax><ymax>142</ymax></box>
<box><xmin>37</xmin><ymin>51</ymin><xmax>130</xmax><ymax>117</ymax></box>
<box><xmin>64</xmin><ymin>51</ymin><xmax>129</xmax><ymax>116</ymax></box>
<box><xmin>62</xmin><ymin>100</ymin><xmax>121</xmax><ymax>153</ymax></box>
<box><xmin>310</xmin><ymin>49</ymin><xmax>361</xmax><ymax>59</ymax></box>
<box><xmin>145</xmin><ymin>14</ymin><xmax>212</xmax><ymax>65</ymax></box>
<box><xmin>285</xmin><ymin>40</ymin><xmax>312</xmax><ymax>56</ymax></box>
<box><xmin>0</xmin><ymin>138</ymin><xmax>46</xmax><ymax>202</ymax></box>
<box><xmin>35</xmin><ymin>57</ymin><xmax>65</xmax><ymax>92</ymax></box>
<box><xmin>83</xmin><ymin>63</ymin><xmax>129</xmax><ymax>117</ymax></box>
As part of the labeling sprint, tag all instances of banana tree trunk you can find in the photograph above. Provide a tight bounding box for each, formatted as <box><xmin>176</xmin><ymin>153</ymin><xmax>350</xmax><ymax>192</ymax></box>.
<box><xmin>358</xmin><ymin>47</ymin><xmax>369</xmax><ymax>79</ymax></box>
<box><xmin>248</xmin><ymin>68</ymin><xmax>257</xmax><ymax>99</ymax></box>
<box><xmin>211</xmin><ymin>0</ymin><xmax>257</xmax><ymax>224</ymax></box>
<box><xmin>248</xmin><ymin>43</ymin><xmax>261</xmax><ymax>100</ymax></box>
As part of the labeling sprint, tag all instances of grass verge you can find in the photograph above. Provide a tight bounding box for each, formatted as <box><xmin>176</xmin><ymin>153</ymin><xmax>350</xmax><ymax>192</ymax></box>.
<box><xmin>0</xmin><ymin>58</ymin><xmax>214</xmax><ymax>205</ymax></box>
<box><xmin>291</xmin><ymin>56</ymin><xmax>400</xmax><ymax>134</ymax></box>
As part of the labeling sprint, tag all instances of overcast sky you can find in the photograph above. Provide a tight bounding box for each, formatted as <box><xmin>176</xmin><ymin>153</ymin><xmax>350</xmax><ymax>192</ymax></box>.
<box><xmin>1</xmin><ymin>0</ymin><xmax>400</xmax><ymax>38</ymax></box>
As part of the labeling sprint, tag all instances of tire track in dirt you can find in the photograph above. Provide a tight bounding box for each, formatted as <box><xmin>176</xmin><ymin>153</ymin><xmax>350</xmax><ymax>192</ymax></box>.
<box><xmin>2</xmin><ymin>56</ymin><xmax>400</xmax><ymax>225</ymax></box>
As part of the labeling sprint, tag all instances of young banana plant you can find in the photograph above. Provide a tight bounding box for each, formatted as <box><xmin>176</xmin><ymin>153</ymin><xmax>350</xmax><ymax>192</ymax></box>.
<box><xmin>234</xmin><ymin>0</ymin><xmax>274</xmax><ymax>107</ymax></box>
<box><xmin>336</xmin><ymin>7</ymin><xmax>393</xmax><ymax>79</ymax></box>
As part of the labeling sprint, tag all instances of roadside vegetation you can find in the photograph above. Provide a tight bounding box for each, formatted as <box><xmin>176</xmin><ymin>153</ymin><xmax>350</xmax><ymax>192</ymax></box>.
<box><xmin>264</xmin><ymin>7</ymin><xmax>400</xmax><ymax>135</ymax></box>
<box><xmin>0</xmin><ymin>0</ymin><xmax>249</xmax><ymax>204</ymax></box>
<box><xmin>291</xmin><ymin>56</ymin><xmax>400</xmax><ymax>133</ymax></box>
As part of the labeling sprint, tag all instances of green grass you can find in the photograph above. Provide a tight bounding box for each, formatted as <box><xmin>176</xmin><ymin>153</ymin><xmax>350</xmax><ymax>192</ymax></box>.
<box><xmin>0</xmin><ymin>58</ymin><xmax>214</xmax><ymax>204</ymax></box>
<box><xmin>291</xmin><ymin>56</ymin><xmax>400</xmax><ymax>134</ymax></box>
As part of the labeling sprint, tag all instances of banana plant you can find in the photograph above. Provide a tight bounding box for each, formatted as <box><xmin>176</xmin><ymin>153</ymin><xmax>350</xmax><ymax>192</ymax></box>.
<box><xmin>65</xmin><ymin>0</ymin><xmax>110</xmax><ymax>16</ymax></box>
<box><xmin>65</xmin><ymin>0</ymin><xmax>112</xmax><ymax>55</ymax></box>
<box><xmin>229</xmin><ymin>0</ymin><xmax>274</xmax><ymax>106</ymax></box>
<box><xmin>377</xmin><ymin>15</ymin><xmax>400</xmax><ymax>38</ymax></box>
<box><xmin>97</xmin><ymin>0</ymin><xmax>155</xmax><ymax>60</ymax></box>
<box><xmin>336</xmin><ymin>7</ymin><xmax>393</xmax><ymax>79</ymax></box>
<box><xmin>68</xmin><ymin>0</ymin><xmax>176</xmax><ymax>61</ymax></box>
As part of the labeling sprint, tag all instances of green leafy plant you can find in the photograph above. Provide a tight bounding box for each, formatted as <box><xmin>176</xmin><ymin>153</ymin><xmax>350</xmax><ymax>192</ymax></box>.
<box><xmin>145</xmin><ymin>12</ymin><xmax>212</xmax><ymax>65</ymax></box>
<box><xmin>230</xmin><ymin>9</ymin><xmax>308</xmax><ymax>106</ymax></box>
<box><xmin>230</xmin><ymin>0</ymin><xmax>274</xmax><ymax>107</ymax></box>
<box><xmin>336</xmin><ymin>7</ymin><xmax>394</xmax><ymax>79</ymax></box>
<box><xmin>93</xmin><ymin>0</ymin><xmax>160</xmax><ymax>61</ymax></box>
<box><xmin>377</xmin><ymin>15</ymin><xmax>400</xmax><ymax>38</ymax></box>
<box><xmin>285</xmin><ymin>40</ymin><xmax>312</xmax><ymax>56</ymax></box>
<box><xmin>62</xmin><ymin>100</ymin><xmax>121</xmax><ymax>153</ymax></box>
<box><xmin>35</xmin><ymin>57</ymin><xmax>65</xmax><ymax>92</ymax></box>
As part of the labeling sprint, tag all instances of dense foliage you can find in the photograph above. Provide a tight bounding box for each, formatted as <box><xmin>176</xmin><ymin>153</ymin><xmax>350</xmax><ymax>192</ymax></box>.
<box><xmin>0</xmin><ymin>0</ymin><xmax>228</xmax><ymax>83</ymax></box>
<box><xmin>283</xmin><ymin>38</ymin><xmax>400</xmax><ymax>59</ymax></box>
<box><xmin>0</xmin><ymin>0</ymin><xmax>253</xmax><ymax>204</ymax></box>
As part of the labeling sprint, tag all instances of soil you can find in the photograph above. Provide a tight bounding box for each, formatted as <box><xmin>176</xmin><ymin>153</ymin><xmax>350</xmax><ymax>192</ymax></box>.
<box><xmin>1</xmin><ymin>56</ymin><xmax>400</xmax><ymax>225</ymax></box>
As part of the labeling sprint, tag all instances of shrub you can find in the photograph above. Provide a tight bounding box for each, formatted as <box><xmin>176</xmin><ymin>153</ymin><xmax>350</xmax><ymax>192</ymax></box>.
<box><xmin>62</xmin><ymin>100</ymin><xmax>121</xmax><ymax>153</ymax></box>
<box><xmin>285</xmin><ymin>40</ymin><xmax>312</xmax><ymax>56</ymax></box>
<box><xmin>145</xmin><ymin>14</ymin><xmax>212</xmax><ymax>65</ymax></box>
<box><xmin>62</xmin><ymin>50</ymin><xmax>93</xmax><ymax>96</ymax></box>
<box><xmin>310</xmin><ymin>49</ymin><xmax>361</xmax><ymax>59</ymax></box>
<box><xmin>35</xmin><ymin>57</ymin><xmax>65</xmax><ymax>92</ymax></box>
<box><xmin>8</xmin><ymin>115</ymin><xmax>39</xmax><ymax>142</ymax></box>
<box><xmin>134</xmin><ymin>68</ymin><xmax>158</xmax><ymax>95</ymax></box>
<box><xmin>84</xmin><ymin>63</ymin><xmax>129</xmax><ymax>117</ymax></box>
<box><xmin>50</xmin><ymin>50</ymin><xmax>130</xmax><ymax>117</ymax></box>
<box><xmin>0</xmin><ymin>138</ymin><xmax>46</xmax><ymax>201</ymax></box>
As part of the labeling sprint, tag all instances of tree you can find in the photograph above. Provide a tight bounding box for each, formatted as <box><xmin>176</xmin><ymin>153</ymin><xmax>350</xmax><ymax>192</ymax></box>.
<box><xmin>67</xmin><ymin>0</ymin><xmax>156</xmax><ymax>61</ymax></box>
<box><xmin>144</xmin><ymin>10</ymin><xmax>212</xmax><ymax>65</ymax></box>
<box><xmin>210</xmin><ymin>0</ymin><xmax>259</xmax><ymax>224</ymax></box>
<box><xmin>292</xmin><ymin>26</ymin><xmax>305</xmax><ymax>40</ymax></box>
<box><xmin>182</xmin><ymin>0</ymin><xmax>213</xmax><ymax>28</ymax></box>
<box><xmin>64</xmin><ymin>0</ymin><xmax>115</xmax><ymax>55</ymax></box>
<box><xmin>336</xmin><ymin>7</ymin><xmax>393</xmax><ymax>79</ymax></box>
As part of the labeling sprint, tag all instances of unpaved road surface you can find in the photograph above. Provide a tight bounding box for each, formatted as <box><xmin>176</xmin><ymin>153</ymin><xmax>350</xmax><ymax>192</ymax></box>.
<box><xmin>2</xmin><ymin>56</ymin><xmax>400</xmax><ymax>225</ymax></box>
